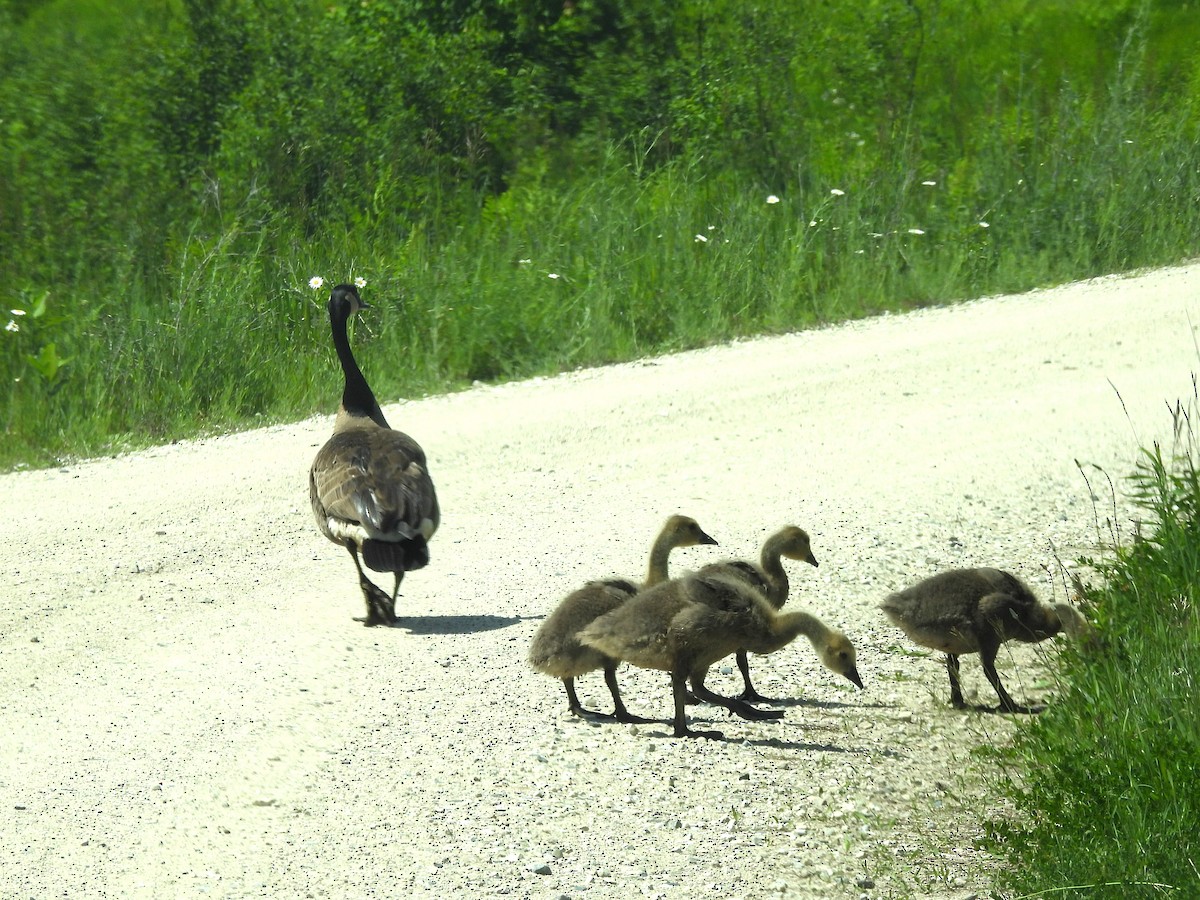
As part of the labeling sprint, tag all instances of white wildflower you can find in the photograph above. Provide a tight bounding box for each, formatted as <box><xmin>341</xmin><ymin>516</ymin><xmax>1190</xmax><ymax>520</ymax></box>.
<box><xmin>809</xmin><ymin>220</ymin><xmax>818</xmax><ymax>227</ymax></box>
<box><xmin>308</xmin><ymin>276</ymin><xmax>324</xmax><ymax>291</ymax></box>
<box><xmin>547</xmin><ymin>273</ymin><xmax>560</xmax><ymax>279</ymax></box>
<box><xmin>830</xmin><ymin>188</ymin><xmax>845</xmax><ymax>196</ymax></box>
<box><xmin>10</xmin><ymin>308</ymin><xmax>26</xmax><ymax>316</ymax></box>
<box><xmin>766</xmin><ymin>195</ymin><xmax>780</xmax><ymax>205</ymax></box>
<box><xmin>518</xmin><ymin>258</ymin><xmax>532</xmax><ymax>266</ymax></box>
<box><xmin>979</xmin><ymin>221</ymin><xmax>990</xmax><ymax>229</ymax></box>
<box><xmin>921</xmin><ymin>180</ymin><xmax>937</xmax><ymax>186</ymax></box>
<box><xmin>4</xmin><ymin>320</ymin><xmax>17</xmax><ymax>333</ymax></box>
<box><xmin>354</xmin><ymin>277</ymin><xmax>367</xmax><ymax>288</ymax></box>
<box><xmin>907</xmin><ymin>228</ymin><xmax>925</xmax><ymax>235</ymax></box>
<box><xmin>694</xmin><ymin>234</ymin><xmax>708</xmax><ymax>243</ymax></box>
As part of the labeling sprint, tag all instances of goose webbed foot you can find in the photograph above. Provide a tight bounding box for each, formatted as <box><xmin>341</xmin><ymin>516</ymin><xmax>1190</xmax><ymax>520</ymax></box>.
<box><xmin>359</xmin><ymin>581</ymin><xmax>399</xmax><ymax>626</ymax></box>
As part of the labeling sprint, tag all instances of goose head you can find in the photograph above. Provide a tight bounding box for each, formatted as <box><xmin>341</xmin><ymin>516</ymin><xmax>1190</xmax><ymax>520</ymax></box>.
<box><xmin>329</xmin><ymin>283</ymin><xmax>370</xmax><ymax>320</ymax></box>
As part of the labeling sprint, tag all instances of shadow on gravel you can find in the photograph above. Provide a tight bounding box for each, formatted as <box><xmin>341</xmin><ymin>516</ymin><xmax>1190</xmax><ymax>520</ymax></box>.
<box><xmin>768</xmin><ymin>697</ymin><xmax>899</xmax><ymax>711</ymax></box>
<box><xmin>391</xmin><ymin>614</ymin><xmax>533</xmax><ymax>635</ymax></box>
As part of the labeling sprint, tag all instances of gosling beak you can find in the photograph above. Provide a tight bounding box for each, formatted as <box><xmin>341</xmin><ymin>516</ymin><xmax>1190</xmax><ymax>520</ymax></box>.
<box><xmin>806</xmin><ymin>551</ymin><xmax>819</xmax><ymax>568</ymax></box>
<box><xmin>698</xmin><ymin>530</ymin><xmax>718</xmax><ymax>546</ymax></box>
<box><xmin>845</xmin><ymin>667</ymin><xmax>864</xmax><ymax>689</ymax></box>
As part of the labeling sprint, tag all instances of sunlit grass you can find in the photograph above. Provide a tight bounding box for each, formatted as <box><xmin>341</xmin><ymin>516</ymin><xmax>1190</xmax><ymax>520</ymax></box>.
<box><xmin>983</xmin><ymin>390</ymin><xmax>1200</xmax><ymax>897</ymax></box>
<box><xmin>2</xmin><ymin>90</ymin><xmax>1200</xmax><ymax>468</ymax></box>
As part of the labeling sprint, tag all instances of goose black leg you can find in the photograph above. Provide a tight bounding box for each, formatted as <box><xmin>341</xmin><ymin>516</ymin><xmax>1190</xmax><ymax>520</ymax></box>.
<box><xmin>346</xmin><ymin>544</ymin><xmax>398</xmax><ymax>626</ymax></box>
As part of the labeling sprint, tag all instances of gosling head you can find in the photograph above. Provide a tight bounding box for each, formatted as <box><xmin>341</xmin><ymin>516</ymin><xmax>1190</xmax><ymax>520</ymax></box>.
<box><xmin>1052</xmin><ymin>603</ymin><xmax>1096</xmax><ymax>645</ymax></box>
<box><xmin>818</xmin><ymin>631</ymin><xmax>864</xmax><ymax>689</ymax></box>
<box><xmin>775</xmin><ymin>525</ymin><xmax>819</xmax><ymax>568</ymax></box>
<box><xmin>665</xmin><ymin>515</ymin><xmax>719</xmax><ymax>548</ymax></box>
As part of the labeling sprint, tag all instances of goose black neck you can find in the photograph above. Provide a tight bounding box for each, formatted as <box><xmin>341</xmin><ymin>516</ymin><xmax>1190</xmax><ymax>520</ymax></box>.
<box><xmin>330</xmin><ymin>302</ymin><xmax>387</xmax><ymax>427</ymax></box>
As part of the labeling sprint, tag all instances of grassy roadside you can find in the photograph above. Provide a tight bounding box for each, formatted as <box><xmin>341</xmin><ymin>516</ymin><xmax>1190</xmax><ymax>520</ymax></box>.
<box><xmin>981</xmin><ymin>397</ymin><xmax>1200</xmax><ymax>897</ymax></box>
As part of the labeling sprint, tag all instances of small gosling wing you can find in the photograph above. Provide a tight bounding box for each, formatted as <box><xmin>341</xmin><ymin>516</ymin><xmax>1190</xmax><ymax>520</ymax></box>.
<box><xmin>528</xmin><ymin>580</ymin><xmax>637</xmax><ymax>676</ymax></box>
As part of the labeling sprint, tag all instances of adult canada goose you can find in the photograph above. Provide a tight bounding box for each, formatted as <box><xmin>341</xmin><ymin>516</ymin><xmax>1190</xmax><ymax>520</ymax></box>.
<box><xmin>579</xmin><ymin>571</ymin><xmax>862</xmax><ymax>738</ymax></box>
<box><xmin>309</xmin><ymin>283</ymin><xmax>439</xmax><ymax>626</ymax></box>
<box><xmin>528</xmin><ymin>515</ymin><xmax>718</xmax><ymax>722</ymax></box>
<box><xmin>696</xmin><ymin>525</ymin><xmax>819</xmax><ymax>701</ymax></box>
<box><xmin>880</xmin><ymin>567</ymin><xmax>1090</xmax><ymax>713</ymax></box>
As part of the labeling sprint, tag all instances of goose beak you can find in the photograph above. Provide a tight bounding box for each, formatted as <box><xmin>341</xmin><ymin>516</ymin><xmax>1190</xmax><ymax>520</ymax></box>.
<box><xmin>845</xmin><ymin>667</ymin><xmax>864</xmax><ymax>689</ymax></box>
<box><xmin>806</xmin><ymin>551</ymin><xmax>819</xmax><ymax>568</ymax></box>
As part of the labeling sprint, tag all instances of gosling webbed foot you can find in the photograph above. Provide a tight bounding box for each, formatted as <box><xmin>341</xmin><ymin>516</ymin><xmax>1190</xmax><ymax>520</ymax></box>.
<box><xmin>994</xmin><ymin>702</ymin><xmax>1045</xmax><ymax>715</ymax></box>
<box><xmin>737</xmin><ymin>687</ymin><xmax>775</xmax><ymax>704</ymax></box>
<box><xmin>675</xmin><ymin>725</ymin><xmax>724</xmax><ymax>740</ymax></box>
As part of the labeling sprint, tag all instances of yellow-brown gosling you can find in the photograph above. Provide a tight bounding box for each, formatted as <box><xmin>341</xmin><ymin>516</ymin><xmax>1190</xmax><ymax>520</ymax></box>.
<box><xmin>696</xmin><ymin>525</ymin><xmax>819</xmax><ymax>700</ymax></box>
<box><xmin>528</xmin><ymin>516</ymin><xmax>717</xmax><ymax>722</ymax></box>
<box><xmin>579</xmin><ymin>570</ymin><xmax>862</xmax><ymax>738</ymax></box>
<box><xmin>880</xmin><ymin>567</ymin><xmax>1091</xmax><ymax>713</ymax></box>
<box><xmin>309</xmin><ymin>284</ymin><xmax>439</xmax><ymax>626</ymax></box>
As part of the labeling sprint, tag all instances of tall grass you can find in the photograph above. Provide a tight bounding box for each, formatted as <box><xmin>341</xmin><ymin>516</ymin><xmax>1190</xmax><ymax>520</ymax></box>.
<box><xmin>2</xmin><ymin>68</ymin><xmax>1200</xmax><ymax>469</ymax></box>
<box><xmin>984</xmin><ymin>390</ymin><xmax>1200</xmax><ymax>897</ymax></box>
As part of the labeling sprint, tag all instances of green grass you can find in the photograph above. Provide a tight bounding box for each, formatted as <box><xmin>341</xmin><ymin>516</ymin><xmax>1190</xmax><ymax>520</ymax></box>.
<box><xmin>983</xmin><ymin>396</ymin><xmax>1200</xmax><ymax>897</ymax></box>
<box><xmin>4</xmin><ymin>95</ymin><xmax>1199</xmax><ymax>471</ymax></box>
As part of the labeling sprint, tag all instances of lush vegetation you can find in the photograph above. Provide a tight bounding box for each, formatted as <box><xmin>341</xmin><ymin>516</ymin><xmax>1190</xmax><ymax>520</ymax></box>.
<box><xmin>985</xmin><ymin>396</ymin><xmax>1200</xmax><ymax>897</ymax></box>
<box><xmin>2</xmin><ymin>0</ymin><xmax>1200</xmax><ymax>467</ymax></box>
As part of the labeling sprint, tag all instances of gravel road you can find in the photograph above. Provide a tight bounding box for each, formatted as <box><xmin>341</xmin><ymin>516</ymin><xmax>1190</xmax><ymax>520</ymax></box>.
<box><xmin>2</xmin><ymin>263</ymin><xmax>1199</xmax><ymax>899</ymax></box>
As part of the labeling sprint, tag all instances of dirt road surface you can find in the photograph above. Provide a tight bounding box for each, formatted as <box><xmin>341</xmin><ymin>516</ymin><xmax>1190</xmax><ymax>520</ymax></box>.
<box><xmin>3</xmin><ymin>264</ymin><xmax>1198</xmax><ymax>899</ymax></box>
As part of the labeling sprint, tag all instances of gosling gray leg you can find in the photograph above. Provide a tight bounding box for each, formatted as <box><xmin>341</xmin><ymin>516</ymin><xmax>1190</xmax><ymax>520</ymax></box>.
<box><xmin>672</xmin><ymin>671</ymin><xmax>723</xmax><ymax>739</ymax></box>
<box><xmin>603</xmin><ymin>664</ymin><xmax>653</xmax><ymax>724</ymax></box>
<box><xmin>735</xmin><ymin>650</ymin><xmax>772</xmax><ymax>702</ymax></box>
<box><xmin>981</xmin><ymin>647</ymin><xmax>1041</xmax><ymax>714</ymax></box>
<box><xmin>947</xmin><ymin>654</ymin><xmax>966</xmax><ymax>708</ymax></box>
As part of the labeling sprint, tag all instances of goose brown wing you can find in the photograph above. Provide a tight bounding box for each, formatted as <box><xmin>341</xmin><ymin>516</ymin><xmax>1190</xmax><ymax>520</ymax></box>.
<box><xmin>310</xmin><ymin>426</ymin><xmax>439</xmax><ymax>540</ymax></box>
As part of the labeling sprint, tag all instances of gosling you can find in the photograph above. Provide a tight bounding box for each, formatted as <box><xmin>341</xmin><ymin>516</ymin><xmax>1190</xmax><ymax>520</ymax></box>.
<box><xmin>579</xmin><ymin>571</ymin><xmax>862</xmax><ymax>738</ymax></box>
<box><xmin>696</xmin><ymin>525</ymin><xmax>819</xmax><ymax>701</ymax></box>
<box><xmin>528</xmin><ymin>515</ymin><xmax>717</xmax><ymax>722</ymax></box>
<box><xmin>880</xmin><ymin>567</ymin><xmax>1091</xmax><ymax>713</ymax></box>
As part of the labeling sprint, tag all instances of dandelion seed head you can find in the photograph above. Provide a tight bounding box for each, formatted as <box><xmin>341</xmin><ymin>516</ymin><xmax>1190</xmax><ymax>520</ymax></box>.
<box><xmin>907</xmin><ymin>228</ymin><xmax>925</xmax><ymax>235</ymax></box>
<box><xmin>308</xmin><ymin>276</ymin><xmax>324</xmax><ymax>291</ymax></box>
<box><xmin>766</xmin><ymin>194</ymin><xmax>780</xmax><ymax>204</ymax></box>
<box><xmin>830</xmin><ymin>188</ymin><xmax>845</xmax><ymax>196</ymax></box>
<box><xmin>694</xmin><ymin>234</ymin><xmax>708</xmax><ymax>243</ymax></box>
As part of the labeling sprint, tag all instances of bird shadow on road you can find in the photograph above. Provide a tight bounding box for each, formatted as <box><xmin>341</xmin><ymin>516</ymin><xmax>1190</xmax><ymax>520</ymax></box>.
<box><xmin>390</xmin><ymin>614</ymin><xmax>535</xmax><ymax>635</ymax></box>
